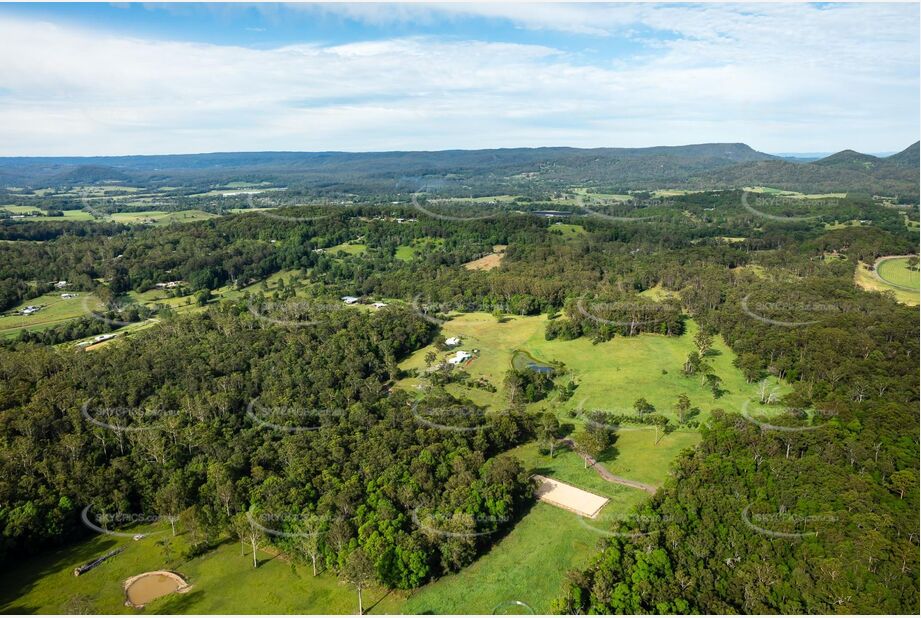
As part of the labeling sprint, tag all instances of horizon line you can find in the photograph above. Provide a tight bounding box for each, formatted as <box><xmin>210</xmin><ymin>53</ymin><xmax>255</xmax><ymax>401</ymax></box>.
<box><xmin>1</xmin><ymin>141</ymin><xmax>917</xmax><ymax>160</ymax></box>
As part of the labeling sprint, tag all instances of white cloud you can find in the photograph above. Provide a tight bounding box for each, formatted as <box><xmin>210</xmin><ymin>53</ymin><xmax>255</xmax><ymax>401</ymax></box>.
<box><xmin>0</xmin><ymin>3</ymin><xmax>916</xmax><ymax>155</ymax></box>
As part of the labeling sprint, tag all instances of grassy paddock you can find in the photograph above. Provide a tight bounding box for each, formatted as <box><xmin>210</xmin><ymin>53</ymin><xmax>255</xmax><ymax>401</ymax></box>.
<box><xmin>327</xmin><ymin>242</ymin><xmax>367</xmax><ymax>256</ymax></box>
<box><xmin>876</xmin><ymin>257</ymin><xmax>920</xmax><ymax>291</ymax></box>
<box><xmin>397</xmin><ymin>312</ymin><xmax>787</xmax><ymax>426</ymax></box>
<box><xmin>406</xmin><ymin>442</ymin><xmax>651</xmax><ymax>614</ymax></box>
<box><xmin>855</xmin><ymin>262</ymin><xmax>919</xmax><ymax>305</ymax></box>
<box><xmin>0</xmin><ymin>292</ymin><xmax>104</xmax><ymax>338</ymax></box>
<box><xmin>0</xmin><ymin>523</ymin><xmax>403</xmax><ymax>614</ymax></box>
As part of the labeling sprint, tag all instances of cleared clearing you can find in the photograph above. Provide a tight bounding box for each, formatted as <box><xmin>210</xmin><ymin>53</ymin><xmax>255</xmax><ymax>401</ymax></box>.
<box><xmin>533</xmin><ymin>475</ymin><xmax>609</xmax><ymax>519</ymax></box>
<box><xmin>464</xmin><ymin>245</ymin><xmax>507</xmax><ymax>271</ymax></box>
<box><xmin>875</xmin><ymin>256</ymin><xmax>920</xmax><ymax>291</ymax></box>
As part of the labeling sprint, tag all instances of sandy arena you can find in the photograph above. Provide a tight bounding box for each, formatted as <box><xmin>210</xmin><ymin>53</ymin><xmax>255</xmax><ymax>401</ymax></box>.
<box><xmin>533</xmin><ymin>475</ymin><xmax>609</xmax><ymax>519</ymax></box>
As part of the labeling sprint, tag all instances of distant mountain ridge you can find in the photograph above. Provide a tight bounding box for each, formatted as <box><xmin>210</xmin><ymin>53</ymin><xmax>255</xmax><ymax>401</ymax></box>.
<box><xmin>0</xmin><ymin>141</ymin><xmax>916</xmax><ymax>200</ymax></box>
<box><xmin>694</xmin><ymin>142</ymin><xmax>919</xmax><ymax>199</ymax></box>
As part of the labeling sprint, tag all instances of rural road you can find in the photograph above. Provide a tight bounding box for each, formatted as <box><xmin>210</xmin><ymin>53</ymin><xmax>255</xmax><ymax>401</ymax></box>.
<box><xmin>558</xmin><ymin>438</ymin><xmax>657</xmax><ymax>494</ymax></box>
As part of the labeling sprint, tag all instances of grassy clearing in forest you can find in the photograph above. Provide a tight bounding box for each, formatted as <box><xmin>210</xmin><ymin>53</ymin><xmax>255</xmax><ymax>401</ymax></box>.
<box><xmin>0</xmin><ymin>292</ymin><xmax>104</xmax><ymax>338</ymax></box>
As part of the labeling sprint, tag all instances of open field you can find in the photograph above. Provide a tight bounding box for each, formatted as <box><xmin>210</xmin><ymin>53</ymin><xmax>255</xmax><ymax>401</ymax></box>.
<box><xmin>108</xmin><ymin>210</ymin><xmax>219</xmax><ymax>225</ymax></box>
<box><xmin>744</xmin><ymin>187</ymin><xmax>847</xmax><ymax>199</ymax></box>
<box><xmin>572</xmin><ymin>188</ymin><xmax>633</xmax><ymax>202</ymax></box>
<box><xmin>876</xmin><ymin>256</ymin><xmax>920</xmax><ymax>291</ymax></box>
<box><xmin>405</xmin><ymin>442</ymin><xmax>651</xmax><ymax>613</ymax></box>
<box><xmin>0</xmin><ymin>292</ymin><xmax>104</xmax><ymax>338</ymax></box>
<box><xmin>1</xmin><ymin>205</ymin><xmax>94</xmax><ymax>221</ymax></box>
<box><xmin>403</xmin><ymin>503</ymin><xmax>600</xmax><ymax>614</ymax></box>
<box><xmin>548</xmin><ymin>222</ymin><xmax>588</xmax><ymax>240</ymax></box>
<box><xmin>638</xmin><ymin>283</ymin><xmax>679</xmax><ymax>301</ymax></box>
<box><xmin>599</xmin><ymin>428</ymin><xmax>700</xmax><ymax>486</ymax></box>
<box><xmin>463</xmin><ymin>245</ymin><xmax>507</xmax><ymax>271</ymax></box>
<box><xmin>395</xmin><ymin>245</ymin><xmax>417</xmax><ymax>260</ymax></box>
<box><xmin>396</xmin><ymin>312</ymin><xmax>787</xmax><ymax>426</ymax></box>
<box><xmin>0</xmin><ymin>524</ymin><xmax>403</xmax><ymax>615</ymax></box>
<box><xmin>327</xmin><ymin>242</ymin><xmax>367</xmax><ymax>256</ymax></box>
<box><xmin>855</xmin><ymin>261</ymin><xmax>920</xmax><ymax>306</ymax></box>
<box><xmin>404</xmin><ymin>443</ymin><xmax>649</xmax><ymax>614</ymax></box>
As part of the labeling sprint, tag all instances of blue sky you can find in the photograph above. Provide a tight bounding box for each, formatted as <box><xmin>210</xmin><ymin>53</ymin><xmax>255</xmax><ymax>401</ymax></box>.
<box><xmin>0</xmin><ymin>2</ymin><xmax>917</xmax><ymax>156</ymax></box>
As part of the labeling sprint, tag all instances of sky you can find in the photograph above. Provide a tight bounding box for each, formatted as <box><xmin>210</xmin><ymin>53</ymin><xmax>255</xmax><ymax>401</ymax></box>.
<box><xmin>0</xmin><ymin>2</ymin><xmax>918</xmax><ymax>156</ymax></box>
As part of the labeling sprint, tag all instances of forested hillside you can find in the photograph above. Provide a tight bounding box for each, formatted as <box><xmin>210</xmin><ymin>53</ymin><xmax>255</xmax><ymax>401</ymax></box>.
<box><xmin>1</xmin><ymin>142</ymin><xmax>916</xmax><ymax>198</ymax></box>
<box><xmin>0</xmin><ymin>305</ymin><xmax>533</xmax><ymax>588</ymax></box>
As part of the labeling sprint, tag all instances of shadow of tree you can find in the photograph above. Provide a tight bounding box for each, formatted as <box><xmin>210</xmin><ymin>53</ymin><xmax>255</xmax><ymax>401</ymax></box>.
<box><xmin>0</xmin><ymin>532</ymin><xmax>118</xmax><ymax>611</ymax></box>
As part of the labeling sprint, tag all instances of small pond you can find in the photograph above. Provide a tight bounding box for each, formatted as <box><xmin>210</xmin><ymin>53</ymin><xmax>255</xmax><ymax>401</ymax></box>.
<box><xmin>511</xmin><ymin>350</ymin><xmax>556</xmax><ymax>374</ymax></box>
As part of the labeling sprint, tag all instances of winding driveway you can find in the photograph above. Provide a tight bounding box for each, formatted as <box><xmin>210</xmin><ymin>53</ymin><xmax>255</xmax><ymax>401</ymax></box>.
<box><xmin>558</xmin><ymin>438</ymin><xmax>657</xmax><ymax>494</ymax></box>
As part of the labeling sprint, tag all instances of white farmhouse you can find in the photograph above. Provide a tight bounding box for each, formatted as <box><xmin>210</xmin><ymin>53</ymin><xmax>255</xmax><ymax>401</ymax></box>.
<box><xmin>447</xmin><ymin>350</ymin><xmax>473</xmax><ymax>365</ymax></box>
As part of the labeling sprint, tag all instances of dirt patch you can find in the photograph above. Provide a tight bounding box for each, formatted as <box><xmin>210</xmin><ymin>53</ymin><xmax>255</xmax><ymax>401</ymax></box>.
<box><xmin>124</xmin><ymin>571</ymin><xmax>191</xmax><ymax>608</ymax></box>
<box><xmin>464</xmin><ymin>245</ymin><xmax>507</xmax><ymax>271</ymax></box>
<box><xmin>533</xmin><ymin>475</ymin><xmax>609</xmax><ymax>519</ymax></box>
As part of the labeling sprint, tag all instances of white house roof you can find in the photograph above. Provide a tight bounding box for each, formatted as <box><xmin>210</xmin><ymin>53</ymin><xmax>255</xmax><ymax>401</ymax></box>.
<box><xmin>447</xmin><ymin>350</ymin><xmax>473</xmax><ymax>365</ymax></box>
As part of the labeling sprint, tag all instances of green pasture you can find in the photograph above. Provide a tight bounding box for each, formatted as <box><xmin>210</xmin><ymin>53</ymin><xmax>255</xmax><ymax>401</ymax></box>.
<box><xmin>0</xmin><ymin>292</ymin><xmax>103</xmax><ymax>339</ymax></box>
<box><xmin>0</xmin><ymin>523</ymin><xmax>402</xmax><ymax>615</ymax></box>
<box><xmin>876</xmin><ymin>257</ymin><xmax>920</xmax><ymax>291</ymax></box>
<box><xmin>396</xmin><ymin>312</ymin><xmax>787</xmax><ymax>426</ymax></box>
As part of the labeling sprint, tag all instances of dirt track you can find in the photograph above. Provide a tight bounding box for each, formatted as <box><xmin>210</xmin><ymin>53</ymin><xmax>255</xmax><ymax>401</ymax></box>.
<box><xmin>558</xmin><ymin>438</ymin><xmax>657</xmax><ymax>494</ymax></box>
